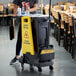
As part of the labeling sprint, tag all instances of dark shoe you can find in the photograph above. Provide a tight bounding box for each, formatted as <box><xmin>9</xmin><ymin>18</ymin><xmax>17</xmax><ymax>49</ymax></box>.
<box><xmin>10</xmin><ymin>57</ymin><xmax>18</xmax><ymax>65</ymax></box>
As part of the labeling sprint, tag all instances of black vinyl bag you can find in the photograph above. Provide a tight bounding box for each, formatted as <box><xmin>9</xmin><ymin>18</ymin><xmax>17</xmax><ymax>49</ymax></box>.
<box><xmin>9</xmin><ymin>16</ymin><xmax>15</xmax><ymax>40</ymax></box>
<box><xmin>9</xmin><ymin>25</ymin><xmax>14</xmax><ymax>40</ymax></box>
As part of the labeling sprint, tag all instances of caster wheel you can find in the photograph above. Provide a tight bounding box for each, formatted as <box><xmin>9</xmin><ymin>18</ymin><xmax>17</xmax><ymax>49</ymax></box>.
<box><xmin>30</xmin><ymin>65</ymin><xmax>34</xmax><ymax>71</ymax></box>
<box><xmin>21</xmin><ymin>63</ymin><xmax>24</xmax><ymax>71</ymax></box>
<box><xmin>38</xmin><ymin>67</ymin><xmax>42</xmax><ymax>72</ymax></box>
<box><xmin>49</xmin><ymin>66</ymin><xmax>53</xmax><ymax>71</ymax></box>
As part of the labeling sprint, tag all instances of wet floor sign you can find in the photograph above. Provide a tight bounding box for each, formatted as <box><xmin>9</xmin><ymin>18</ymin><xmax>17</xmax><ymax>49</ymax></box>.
<box><xmin>21</xmin><ymin>16</ymin><xmax>35</xmax><ymax>55</ymax></box>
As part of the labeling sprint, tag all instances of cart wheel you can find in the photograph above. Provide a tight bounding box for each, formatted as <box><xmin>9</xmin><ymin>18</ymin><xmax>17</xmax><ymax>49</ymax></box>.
<box><xmin>21</xmin><ymin>63</ymin><xmax>24</xmax><ymax>71</ymax></box>
<box><xmin>30</xmin><ymin>64</ymin><xmax>34</xmax><ymax>71</ymax></box>
<box><xmin>38</xmin><ymin>67</ymin><xmax>42</xmax><ymax>72</ymax></box>
<box><xmin>49</xmin><ymin>66</ymin><xmax>53</xmax><ymax>71</ymax></box>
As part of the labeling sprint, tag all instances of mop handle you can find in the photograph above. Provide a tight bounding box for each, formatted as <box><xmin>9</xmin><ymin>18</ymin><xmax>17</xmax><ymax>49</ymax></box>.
<box><xmin>41</xmin><ymin>0</ymin><xmax>43</xmax><ymax>14</ymax></box>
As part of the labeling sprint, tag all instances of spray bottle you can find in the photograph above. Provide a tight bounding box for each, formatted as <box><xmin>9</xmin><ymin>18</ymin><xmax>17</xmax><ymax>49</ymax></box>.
<box><xmin>22</xmin><ymin>2</ymin><xmax>26</xmax><ymax>14</ymax></box>
<box><xmin>26</xmin><ymin>2</ymin><xmax>30</xmax><ymax>14</ymax></box>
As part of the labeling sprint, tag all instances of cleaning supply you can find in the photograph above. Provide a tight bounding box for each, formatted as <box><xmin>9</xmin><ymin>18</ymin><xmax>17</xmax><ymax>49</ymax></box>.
<box><xmin>17</xmin><ymin>6</ymin><xmax>21</xmax><ymax>16</ymax></box>
<box><xmin>26</xmin><ymin>2</ymin><xmax>30</xmax><ymax>14</ymax></box>
<box><xmin>22</xmin><ymin>2</ymin><xmax>26</xmax><ymax>14</ymax></box>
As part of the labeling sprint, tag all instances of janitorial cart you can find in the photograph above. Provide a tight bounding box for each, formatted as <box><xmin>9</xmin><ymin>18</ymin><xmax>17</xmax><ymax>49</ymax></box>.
<box><xmin>19</xmin><ymin>0</ymin><xmax>55</xmax><ymax>72</ymax></box>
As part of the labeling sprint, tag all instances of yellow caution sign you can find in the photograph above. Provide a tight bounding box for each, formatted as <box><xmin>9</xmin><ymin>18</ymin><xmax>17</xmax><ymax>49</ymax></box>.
<box><xmin>21</xmin><ymin>16</ymin><xmax>35</xmax><ymax>55</ymax></box>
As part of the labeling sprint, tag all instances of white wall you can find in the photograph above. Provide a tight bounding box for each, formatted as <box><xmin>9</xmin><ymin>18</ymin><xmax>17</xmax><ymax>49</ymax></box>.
<box><xmin>0</xmin><ymin>0</ymin><xmax>13</xmax><ymax>4</ymax></box>
<box><xmin>38</xmin><ymin>0</ymin><xmax>76</xmax><ymax>5</ymax></box>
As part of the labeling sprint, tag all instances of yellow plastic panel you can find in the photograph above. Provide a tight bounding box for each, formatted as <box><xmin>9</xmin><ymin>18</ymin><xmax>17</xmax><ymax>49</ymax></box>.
<box><xmin>21</xmin><ymin>16</ymin><xmax>34</xmax><ymax>55</ymax></box>
<box><xmin>41</xmin><ymin>49</ymin><xmax>54</xmax><ymax>54</ymax></box>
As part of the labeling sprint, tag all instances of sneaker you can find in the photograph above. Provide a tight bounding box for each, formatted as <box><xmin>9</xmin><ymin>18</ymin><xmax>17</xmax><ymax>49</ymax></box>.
<box><xmin>10</xmin><ymin>57</ymin><xmax>18</xmax><ymax>65</ymax></box>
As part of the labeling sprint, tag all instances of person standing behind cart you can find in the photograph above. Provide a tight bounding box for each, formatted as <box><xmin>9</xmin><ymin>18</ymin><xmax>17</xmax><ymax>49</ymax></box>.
<box><xmin>10</xmin><ymin>0</ymin><xmax>38</xmax><ymax>65</ymax></box>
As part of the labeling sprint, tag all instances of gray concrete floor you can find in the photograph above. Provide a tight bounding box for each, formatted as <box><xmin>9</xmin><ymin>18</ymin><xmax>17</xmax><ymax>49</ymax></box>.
<box><xmin>0</xmin><ymin>25</ymin><xmax>76</xmax><ymax>76</ymax></box>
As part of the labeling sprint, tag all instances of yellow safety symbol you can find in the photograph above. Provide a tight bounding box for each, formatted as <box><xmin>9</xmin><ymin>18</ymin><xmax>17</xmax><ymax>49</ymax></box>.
<box><xmin>24</xmin><ymin>31</ymin><xmax>29</xmax><ymax>39</ymax></box>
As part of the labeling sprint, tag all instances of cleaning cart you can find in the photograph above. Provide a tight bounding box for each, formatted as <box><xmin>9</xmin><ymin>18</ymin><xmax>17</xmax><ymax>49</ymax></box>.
<box><xmin>19</xmin><ymin>0</ymin><xmax>55</xmax><ymax>72</ymax></box>
<box><xmin>19</xmin><ymin>14</ymin><xmax>55</xmax><ymax>72</ymax></box>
